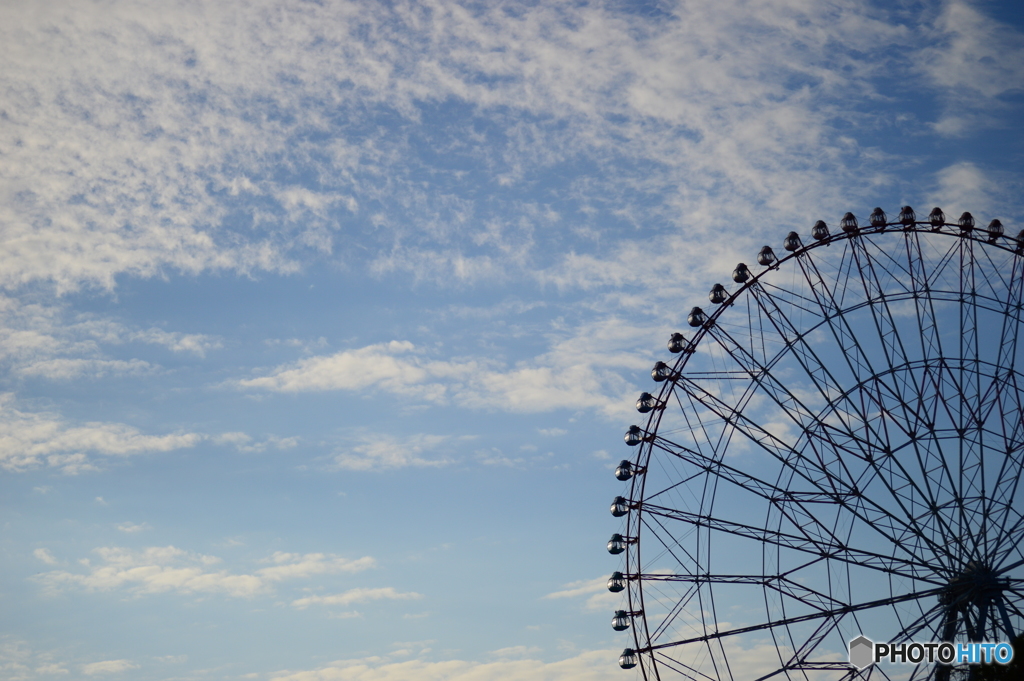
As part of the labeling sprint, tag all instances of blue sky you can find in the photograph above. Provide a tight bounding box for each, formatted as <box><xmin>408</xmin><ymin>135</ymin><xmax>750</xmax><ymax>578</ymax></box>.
<box><xmin>1</xmin><ymin>0</ymin><xmax>1023</xmax><ymax>679</ymax></box>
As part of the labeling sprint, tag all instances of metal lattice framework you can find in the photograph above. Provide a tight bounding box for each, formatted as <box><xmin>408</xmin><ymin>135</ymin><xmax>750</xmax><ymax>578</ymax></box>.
<box><xmin>607</xmin><ymin>207</ymin><xmax>1024</xmax><ymax>680</ymax></box>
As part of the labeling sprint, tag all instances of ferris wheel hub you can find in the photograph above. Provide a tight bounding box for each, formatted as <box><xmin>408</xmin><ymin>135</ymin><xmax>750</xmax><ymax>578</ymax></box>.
<box><xmin>939</xmin><ymin>561</ymin><xmax>1009</xmax><ymax>607</ymax></box>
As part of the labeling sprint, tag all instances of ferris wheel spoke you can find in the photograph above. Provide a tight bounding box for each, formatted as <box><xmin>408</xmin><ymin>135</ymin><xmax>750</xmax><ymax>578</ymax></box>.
<box><xmin>953</xmin><ymin>237</ymin><xmax>983</xmax><ymax>554</ymax></box>
<box><xmin>641</xmin><ymin>573</ymin><xmax>702</xmax><ymax>643</ymax></box>
<box><xmin>791</xmin><ymin>250</ymin><xmax>947</xmax><ymax>478</ymax></box>
<box><xmin>794</xmin><ymin>246</ymin><xmax>879</xmax><ymax>388</ymax></box>
<box><xmin>990</xmin><ymin>502</ymin><xmax>1024</xmax><ymax>571</ymax></box>
<box><xmin>674</xmin><ymin>373</ymin><xmax>867</xmax><ymax>490</ymax></box>
<box><xmin>996</xmin><ymin>596</ymin><xmax>1020</xmax><ymax>640</ymax></box>
<box><xmin>675</xmin><ymin>384</ymin><xmax>734</xmax><ymax>469</ymax></box>
<box><xmin>989</xmin><ymin>432</ymin><xmax>1024</xmax><ymax>559</ymax></box>
<box><xmin>808</xmin><ymin>360</ymin><xmax>972</xmax><ymax>567</ymax></box>
<box><xmin>978</xmin><ymin>257</ymin><xmax>1024</xmax><ymax>560</ymax></box>
<box><xmin>902</xmin><ymin>232</ymin><xmax>971</xmax><ymax>544</ymax></box>
<box><xmin>643</xmin><ymin>586</ymin><xmax>945</xmax><ymax>653</ymax></box>
<box><xmin>640</xmin><ymin>511</ymin><xmax>701</xmax><ymax>572</ymax></box>
<box><xmin>647</xmin><ymin>433</ymin><xmax>944</xmax><ymax>571</ymax></box>
<box><xmin>672</xmin><ymin>377</ymin><xmax>956</xmax><ymax>567</ymax></box>
<box><xmin>905</xmin><ymin>231</ymin><xmax>947</xmax><ymax>367</ymax></box>
<box><xmin>767</xmin><ymin>613</ymin><xmax>872</xmax><ymax>678</ymax></box>
<box><xmin>853</xmin><ymin>433</ymin><xmax>963</xmax><ymax>570</ymax></box>
<box><xmin>636</xmin><ymin>570</ymin><xmax>847</xmax><ymax>612</ymax></box>
<box><xmin>791</xmin><ymin>249</ymin><xmax>931</xmax><ymax>469</ymax></box>
<box><xmin>651</xmin><ymin>434</ymin><xmax>855</xmax><ymax>506</ymax></box>
<box><xmin>755</xmin><ymin>664</ymin><xmax>868</xmax><ymax>681</ymax></box>
<box><xmin>671</xmin><ymin>375</ymin><xmax>874</xmax><ymax>505</ymax></box>
<box><xmin>991</xmin><ymin>511</ymin><xmax>1024</xmax><ymax>569</ymax></box>
<box><xmin>640</xmin><ymin>502</ymin><xmax>938</xmax><ymax>581</ymax></box>
<box><xmin>846</xmin><ymin>235</ymin><xmax>967</xmax><ymax>552</ymax></box>
<box><xmin>890</xmin><ymin>598</ymin><xmax>948</xmax><ymax>644</ymax></box>
<box><xmin>1001</xmin><ymin>590</ymin><xmax>1024</xmax><ymax>625</ymax></box>
<box><xmin>649</xmin><ymin>652</ymin><xmax>720</xmax><ymax>681</ymax></box>
<box><xmin>848</xmin><ymin>234</ymin><xmax>920</xmax><ymax>415</ymax></box>
<box><xmin>742</xmin><ymin>279</ymin><xmax>874</xmax><ymax>438</ymax></box>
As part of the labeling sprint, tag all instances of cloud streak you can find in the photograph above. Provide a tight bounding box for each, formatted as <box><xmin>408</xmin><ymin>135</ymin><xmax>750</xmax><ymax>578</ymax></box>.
<box><xmin>263</xmin><ymin>644</ymin><xmax>802</xmax><ymax>681</ymax></box>
<box><xmin>291</xmin><ymin>587</ymin><xmax>422</xmax><ymax>610</ymax></box>
<box><xmin>0</xmin><ymin>394</ymin><xmax>203</xmax><ymax>472</ymax></box>
<box><xmin>332</xmin><ymin>433</ymin><xmax>456</xmax><ymax>471</ymax></box>
<box><xmin>34</xmin><ymin>547</ymin><xmax>376</xmax><ymax>599</ymax></box>
<box><xmin>81</xmin><ymin>660</ymin><xmax>139</xmax><ymax>676</ymax></box>
<box><xmin>239</xmin><ymin>320</ymin><xmax>654</xmax><ymax>419</ymax></box>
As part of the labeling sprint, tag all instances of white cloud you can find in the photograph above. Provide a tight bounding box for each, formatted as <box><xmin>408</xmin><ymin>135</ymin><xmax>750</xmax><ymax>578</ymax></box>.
<box><xmin>240</xmin><ymin>324</ymin><xmax>652</xmax><ymax>419</ymax></box>
<box><xmin>291</xmin><ymin>587</ymin><xmax>422</xmax><ymax>610</ymax></box>
<box><xmin>0</xmin><ymin>297</ymin><xmax>223</xmax><ymax>386</ymax></box>
<box><xmin>931</xmin><ymin>162</ymin><xmax>997</xmax><ymax>218</ymax></box>
<box><xmin>81</xmin><ymin>660</ymin><xmax>139</xmax><ymax>676</ymax></box>
<box><xmin>918</xmin><ymin>1</ymin><xmax>1024</xmax><ymax>99</ymax></box>
<box><xmin>258</xmin><ymin>552</ymin><xmax>376</xmax><ymax>583</ymax></box>
<box><xmin>543</xmin><ymin>576</ymin><xmax>620</xmax><ymax>613</ymax></box>
<box><xmin>17</xmin><ymin>358</ymin><xmax>155</xmax><ymax>380</ymax></box>
<box><xmin>33</xmin><ymin>547</ymin><xmax>375</xmax><ymax>599</ymax></box>
<box><xmin>1</xmin><ymin>0</ymin><xmax>1010</xmax><ymax>297</ymax></box>
<box><xmin>267</xmin><ymin>650</ymin><xmax>627</xmax><ymax>681</ymax></box>
<box><xmin>214</xmin><ymin>432</ymin><xmax>300</xmax><ymax>453</ymax></box>
<box><xmin>332</xmin><ymin>434</ymin><xmax>454</xmax><ymax>471</ymax></box>
<box><xmin>474</xmin><ymin>449</ymin><xmax>524</xmax><ymax>468</ymax></box>
<box><xmin>238</xmin><ymin>341</ymin><xmax>465</xmax><ymax>395</ymax></box>
<box><xmin>0</xmin><ymin>395</ymin><xmax>290</xmax><ymax>473</ymax></box>
<box><xmin>35</xmin><ymin>663</ymin><xmax>68</xmax><ymax>675</ymax></box>
<box><xmin>264</xmin><ymin>644</ymin><xmax>805</xmax><ymax>681</ymax></box>
<box><xmin>911</xmin><ymin>2</ymin><xmax>1024</xmax><ymax>140</ymax></box>
<box><xmin>33</xmin><ymin>548</ymin><xmax>58</xmax><ymax>565</ymax></box>
<box><xmin>488</xmin><ymin>646</ymin><xmax>541</xmax><ymax>659</ymax></box>
<box><xmin>0</xmin><ymin>394</ymin><xmax>204</xmax><ymax>472</ymax></box>
<box><xmin>115</xmin><ymin>522</ymin><xmax>151</xmax><ymax>534</ymax></box>
<box><xmin>128</xmin><ymin>328</ymin><xmax>222</xmax><ymax>357</ymax></box>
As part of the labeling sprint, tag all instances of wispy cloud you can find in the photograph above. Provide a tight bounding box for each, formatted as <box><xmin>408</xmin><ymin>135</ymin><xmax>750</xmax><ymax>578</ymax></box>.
<box><xmin>2</xmin><ymin>0</ymin><xmax>1015</xmax><ymax>298</ymax></box>
<box><xmin>213</xmin><ymin>432</ymin><xmax>300</xmax><ymax>453</ymax></box>
<box><xmin>17</xmin><ymin>358</ymin><xmax>155</xmax><ymax>380</ymax></box>
<box><xmin>115</xmin><ymin>522</ymin><xmax>151</xmax><ymax>534</ymax></box>
<box><xmin>0</xmin><ymin>394</ymin><xmax>203</xmax><ymax>473</ymax></box>
<box><xmin>267</xmin><ymin>649</ymin><xmax>625</xmax><ymax>681</ymax></box>
<box><xmin>0</xmin><ymin>394</ymin><xmax>299</xmax><ymax>472</ymax></box>
<box><xmin>81</xmin><ymin>659</ymin><xmax>139</xmax><ymax>676</ymax></box>
<box><xmin>291</xmin><ymin>587</ymin><xmax>422</xmax><ymax>610</ymax></box>
<box><xmin>34</xmin><ymin>547</ymin><xmax>375</xmax><ymax>599</ymax></box>
<box><xmin>238</xmin><ymin>341</ymin><xmax>465</xmax><ymax>396</ymax></box>
<box><xmin>127</xmin><ymin>328</ymin><xmax>223</xmax><ymax>357</ymax></box>
<box><xmin>543</xmin><ymin>576</ymin><xmax>620</xmax><ymax>613</ymax></box>
<box><xmin>0</xmin><ymin>297</ymin><xmax>221</xmax><ymax>382</ymax></box>
<box><xmin>332</xmin><ymin>433</ymin><xmax>456</xmax><ymax>471</ymax></box>
<box><xmin>257</xmin><ymin>552</ymin><xmax>375</xmax><ymax>583</ymax></box>
<box><xmin>916</xmin><ymin>0</ymin><xmax>1024</xmax><ymax>135</ymax></box>
<box><xmin>239</xmin><ymin>323</ymin><xmax>654</xmax><ymax>419</ymax></box>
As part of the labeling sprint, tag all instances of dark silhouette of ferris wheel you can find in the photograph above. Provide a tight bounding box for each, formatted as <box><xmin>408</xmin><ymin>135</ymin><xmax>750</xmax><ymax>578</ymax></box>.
<box><xmin>607</xmin><ymin>207</ymin><xmax>1024</xmax><ymax>680</ymax></box>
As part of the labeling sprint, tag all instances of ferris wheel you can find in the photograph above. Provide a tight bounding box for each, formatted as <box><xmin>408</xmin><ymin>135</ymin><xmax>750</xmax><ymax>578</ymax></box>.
<box><xmin>607</xmin><ymin>207</ymin><xmax>1024</xmax><ymax>680</ymax></box>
